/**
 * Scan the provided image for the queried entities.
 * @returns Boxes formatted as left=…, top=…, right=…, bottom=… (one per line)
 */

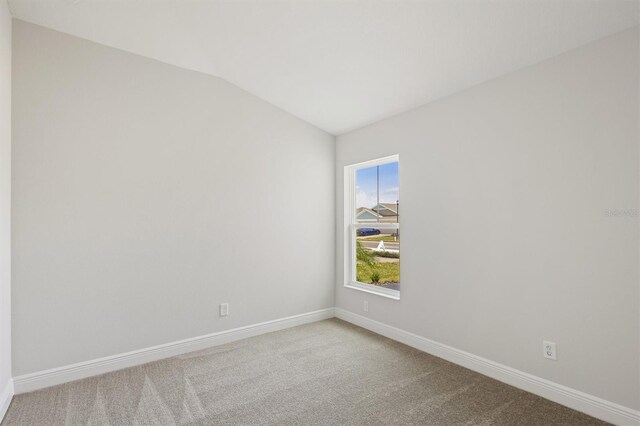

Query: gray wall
left=12, top=20, right=335, bottom=376
left=336, top=27, right=639, bottom=410
left=0, top=0, right=11, bottom=410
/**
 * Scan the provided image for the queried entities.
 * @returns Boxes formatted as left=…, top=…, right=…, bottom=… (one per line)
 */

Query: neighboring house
left=356, top=203, right=399, bottom=223
left=371, top=203, right=398, bottom=218
left=356, top=207, right=382, bottom=222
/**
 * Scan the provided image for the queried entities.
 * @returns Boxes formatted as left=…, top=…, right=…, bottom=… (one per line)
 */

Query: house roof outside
left=356, top=204, right=399, bottom=224
left=356, top=207, right=382, bottom=218
left=372, top=203, right=399, bottom=216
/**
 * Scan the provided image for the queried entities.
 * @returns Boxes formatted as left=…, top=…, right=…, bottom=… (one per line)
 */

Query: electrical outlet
left=220, top=303, right=229, bottom=317
left=543, top=341, right=557, bottom=360
left=363, top=300, right=369, bottom=312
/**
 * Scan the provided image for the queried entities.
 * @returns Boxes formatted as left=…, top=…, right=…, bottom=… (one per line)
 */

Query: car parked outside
left=357, top=228, right=381, bottom=236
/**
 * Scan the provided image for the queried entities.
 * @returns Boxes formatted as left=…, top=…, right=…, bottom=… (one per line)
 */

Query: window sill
left=345, top=281, right=400, bottom=300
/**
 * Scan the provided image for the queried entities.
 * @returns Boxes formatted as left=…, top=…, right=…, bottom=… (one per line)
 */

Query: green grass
left=357, top=235, right=399, bottom=242
left=356, top=261, right=400, bottom=284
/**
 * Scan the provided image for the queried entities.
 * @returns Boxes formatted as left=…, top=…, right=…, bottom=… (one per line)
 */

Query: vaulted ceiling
left=7, top=0, right=639, bottom=135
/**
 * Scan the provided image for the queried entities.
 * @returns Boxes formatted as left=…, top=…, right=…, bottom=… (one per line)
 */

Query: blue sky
left=355, top=162, right=399, bottom=209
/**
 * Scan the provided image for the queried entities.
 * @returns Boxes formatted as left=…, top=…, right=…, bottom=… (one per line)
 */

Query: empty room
left=0, top=0, right=638, bottom=424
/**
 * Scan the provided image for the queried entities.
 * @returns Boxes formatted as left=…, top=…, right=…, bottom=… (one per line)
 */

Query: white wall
left=336, top=27, right=639, bottom=410
left=0, top=0, right=11, bottom=419
left=12, top=20, right=335, bottom=376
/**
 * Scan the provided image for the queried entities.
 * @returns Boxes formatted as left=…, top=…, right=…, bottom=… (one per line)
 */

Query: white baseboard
left=335, top=308, right=639, bottom=426
left=0, top=378, right=14, bottom=422
left=13, top=308, right=335, bottom=395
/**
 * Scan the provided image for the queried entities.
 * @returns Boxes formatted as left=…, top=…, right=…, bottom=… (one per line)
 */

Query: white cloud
left=355, top=190, right=378, bottom=209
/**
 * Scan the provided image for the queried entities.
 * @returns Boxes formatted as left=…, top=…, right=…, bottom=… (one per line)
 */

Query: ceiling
left=7, top=0, right=640, bottom=135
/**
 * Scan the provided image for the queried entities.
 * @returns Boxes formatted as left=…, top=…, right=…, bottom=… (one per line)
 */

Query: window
left=345, top=155, right=400, bottom=299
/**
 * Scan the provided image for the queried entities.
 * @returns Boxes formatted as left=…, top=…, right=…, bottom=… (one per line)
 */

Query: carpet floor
left=3, top=319, right=606, bottom=425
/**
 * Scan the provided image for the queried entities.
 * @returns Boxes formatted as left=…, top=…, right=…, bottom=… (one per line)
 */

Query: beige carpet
left=3, top=319, right=606, bottom=425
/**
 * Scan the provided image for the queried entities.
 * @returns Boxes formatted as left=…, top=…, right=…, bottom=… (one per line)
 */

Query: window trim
left=344, top=154, right=400, bottom=300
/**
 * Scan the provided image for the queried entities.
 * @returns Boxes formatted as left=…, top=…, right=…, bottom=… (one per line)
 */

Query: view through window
left=349, top=157, right=399, bottom=296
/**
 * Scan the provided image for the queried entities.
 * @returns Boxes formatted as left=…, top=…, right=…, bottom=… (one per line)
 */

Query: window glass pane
left=354, top=226, right=400, bottom=291
left=355, top=162, right=399, bottom=224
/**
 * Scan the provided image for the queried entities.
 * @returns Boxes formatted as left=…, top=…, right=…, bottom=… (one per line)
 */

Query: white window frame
left=344, top=154, right=400, bottom=300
